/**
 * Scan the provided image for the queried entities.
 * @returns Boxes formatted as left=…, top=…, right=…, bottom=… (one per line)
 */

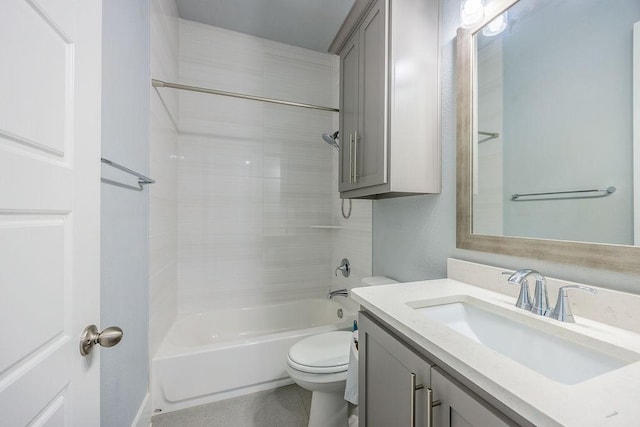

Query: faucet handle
left=502, top=272, right=532, bottom=310
left=549, top=285, right=597, bottom=323
left=503, top=269, right=535, bottom=283
left=335, top=258, right=350, bottom=277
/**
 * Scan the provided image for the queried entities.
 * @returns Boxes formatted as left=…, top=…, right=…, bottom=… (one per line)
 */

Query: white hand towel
left=344, top=330, right=359, bottom=405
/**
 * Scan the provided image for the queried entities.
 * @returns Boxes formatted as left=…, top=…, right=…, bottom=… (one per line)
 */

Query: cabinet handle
left=411, top=373, right=442, bottom=427
left=426, top=388, right=442, bottom=427
left=410, top=373, right=424, bottom=427
left=353, top=131, right=358, bottom=183
left=349, top=133, right=354, bottom=183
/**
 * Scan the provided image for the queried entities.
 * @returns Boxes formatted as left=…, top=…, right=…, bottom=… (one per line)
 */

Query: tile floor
left=151, top=385, right=312, bottom=427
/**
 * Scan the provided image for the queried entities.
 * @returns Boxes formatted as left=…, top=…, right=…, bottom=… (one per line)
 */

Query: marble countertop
left=352, top=279, right=640, bottom=426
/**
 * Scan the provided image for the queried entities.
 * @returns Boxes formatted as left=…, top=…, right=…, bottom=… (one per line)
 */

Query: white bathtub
left=152, top=298, right=356, bottom=413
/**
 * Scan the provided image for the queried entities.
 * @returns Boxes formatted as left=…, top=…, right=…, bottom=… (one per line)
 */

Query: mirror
left=456, top=0, right=640, bottom=273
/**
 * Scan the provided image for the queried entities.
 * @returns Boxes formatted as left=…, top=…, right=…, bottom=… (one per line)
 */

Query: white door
left=0, top=0, right=102, bottom=425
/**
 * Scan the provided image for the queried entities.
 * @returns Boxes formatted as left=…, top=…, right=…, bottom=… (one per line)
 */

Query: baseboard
left=132, top=392, right=152, bottom=427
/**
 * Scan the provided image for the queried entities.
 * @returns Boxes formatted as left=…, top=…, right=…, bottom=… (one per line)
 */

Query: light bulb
left=482, top=12, right=508, bottom=36
left=460, top=0, right=484, bottom=28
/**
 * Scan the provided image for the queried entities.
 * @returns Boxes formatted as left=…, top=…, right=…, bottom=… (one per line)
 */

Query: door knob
left=79, top=324, right=123, bottom=356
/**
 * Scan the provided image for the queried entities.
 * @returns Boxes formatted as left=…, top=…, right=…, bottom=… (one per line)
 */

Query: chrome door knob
left=79, top=324, right=123, bottom=356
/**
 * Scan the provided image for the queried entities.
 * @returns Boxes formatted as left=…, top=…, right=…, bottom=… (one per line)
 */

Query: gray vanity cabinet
left=359, top=312, right=517, bottom=427
left=431, top=367, right=514, bottom=427
left=331, top=0, right=441, bottom=199
left=359, top=313, right=433, bottom=426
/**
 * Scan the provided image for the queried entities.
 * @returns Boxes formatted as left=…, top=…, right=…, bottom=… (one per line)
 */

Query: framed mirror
left=456, top=0, right=640, bottom=273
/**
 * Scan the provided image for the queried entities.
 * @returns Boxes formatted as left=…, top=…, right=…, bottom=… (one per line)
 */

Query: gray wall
left=502, top=0, right=639, bottom=244
left=373, top=0, right=640, bottom=295
left=101, top=1, right=151, bottom=426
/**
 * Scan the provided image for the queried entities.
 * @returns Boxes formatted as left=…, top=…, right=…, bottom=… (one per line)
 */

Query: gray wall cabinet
left=359, top=312, right=518, bottom=426
left=331, top=0, right=441, bottom=199
left=338, top=0, right=387, bottom=194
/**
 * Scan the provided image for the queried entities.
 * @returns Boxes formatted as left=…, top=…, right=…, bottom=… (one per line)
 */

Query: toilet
left=286, top=276, right=398, bottom=427
left=287, top=331, right=353, bottom=427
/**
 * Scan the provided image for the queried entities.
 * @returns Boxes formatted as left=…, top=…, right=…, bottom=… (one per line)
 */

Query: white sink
left=414, top=300, right=636, bottom=385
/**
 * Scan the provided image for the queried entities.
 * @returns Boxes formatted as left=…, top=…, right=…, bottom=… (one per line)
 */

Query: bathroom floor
left=151, top=385, right=312, bottom=427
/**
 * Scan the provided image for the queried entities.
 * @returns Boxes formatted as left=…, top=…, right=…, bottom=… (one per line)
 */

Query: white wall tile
left=177, top=22, right=352, bottom=314
left=149, top=0, right=179, bottom=358
left=331, top=199, right=373, bottom=292
left=161, top=19, right=372, bottom=316
left=180, top=20, right=266, bottom=94
left=149, top=260, right=178, bottom=358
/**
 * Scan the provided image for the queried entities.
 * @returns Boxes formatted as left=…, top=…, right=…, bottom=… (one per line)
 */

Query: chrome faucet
left=501, top=271, right=532, bottom=311
left=504, top=270, right=597, bottom=322
left=328, top=288, right=349, bottom=299
left=504, top=269, right=549, bottom=316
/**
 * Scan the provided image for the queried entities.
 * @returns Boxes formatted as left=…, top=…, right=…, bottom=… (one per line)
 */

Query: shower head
left=322, top=131, right=340, bottom=150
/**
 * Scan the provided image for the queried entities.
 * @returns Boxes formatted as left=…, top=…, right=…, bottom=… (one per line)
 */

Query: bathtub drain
left=337, top=308, right=343, bottom=319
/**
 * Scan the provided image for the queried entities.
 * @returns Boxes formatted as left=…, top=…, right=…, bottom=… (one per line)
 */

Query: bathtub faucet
left=328, top=289, right=348, bottom=299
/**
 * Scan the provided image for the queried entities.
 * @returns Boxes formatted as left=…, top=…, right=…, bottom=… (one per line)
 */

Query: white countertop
left=352, top=279, right=640, bottom=426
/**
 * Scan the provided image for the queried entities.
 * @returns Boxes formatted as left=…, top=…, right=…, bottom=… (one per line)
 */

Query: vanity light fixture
left=482, top=11, right=509, bottom=36
left=460, top=0, right=484, bottom=28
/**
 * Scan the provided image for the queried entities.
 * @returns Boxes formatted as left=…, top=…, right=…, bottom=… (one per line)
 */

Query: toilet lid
left=287, top=331, right=352, bottom=374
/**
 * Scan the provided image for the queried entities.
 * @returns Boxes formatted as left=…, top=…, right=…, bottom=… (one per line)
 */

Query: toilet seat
left=287, top=331, right=352, bottom=374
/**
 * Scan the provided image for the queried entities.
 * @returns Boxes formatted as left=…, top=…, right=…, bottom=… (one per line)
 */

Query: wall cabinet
left=330, top=0, right=441, bottom=199
left=359, top=312, right=517, bottom=426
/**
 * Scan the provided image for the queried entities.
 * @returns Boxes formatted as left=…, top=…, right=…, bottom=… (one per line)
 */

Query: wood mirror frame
left=455, top=0, right=640, bottom=274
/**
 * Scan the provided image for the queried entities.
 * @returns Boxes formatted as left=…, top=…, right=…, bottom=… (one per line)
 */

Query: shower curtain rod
left=152, top=79, right=339, bottom=113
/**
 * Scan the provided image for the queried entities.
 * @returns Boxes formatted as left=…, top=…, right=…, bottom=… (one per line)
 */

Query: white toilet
left=286, top=277, right=398, bottom=427
left=287, top=331, right=352, bottom=427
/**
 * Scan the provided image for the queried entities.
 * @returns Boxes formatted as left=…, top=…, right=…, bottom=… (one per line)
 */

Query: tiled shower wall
left=177, top=20, right=371, bottom=313
left=149, top=0, right=179, bottom=357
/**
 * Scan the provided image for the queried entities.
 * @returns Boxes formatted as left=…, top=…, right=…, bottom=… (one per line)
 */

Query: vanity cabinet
left=359, top=312, right=517, bottom=427
left=359, top=312, right=433, bottom=426
left=431, top=367, right=514, bottom=427
left=330, top=0, right=440, bottom=199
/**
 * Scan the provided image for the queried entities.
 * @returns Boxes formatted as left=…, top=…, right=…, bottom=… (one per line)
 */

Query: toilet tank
left=360, top=276, right=398, bottom=286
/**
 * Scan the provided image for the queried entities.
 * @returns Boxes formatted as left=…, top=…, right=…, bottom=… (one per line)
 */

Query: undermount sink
left=412, top=299, right=637, bottom=385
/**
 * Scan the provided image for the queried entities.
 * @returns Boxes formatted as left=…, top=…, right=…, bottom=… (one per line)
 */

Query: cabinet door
left=339, top=30, right=359, bottom=191
left=431, top=367, right=515, bottom=427
left=359, top=313, right=432, bottom=427
left=357, top=0, right=387, bottom=189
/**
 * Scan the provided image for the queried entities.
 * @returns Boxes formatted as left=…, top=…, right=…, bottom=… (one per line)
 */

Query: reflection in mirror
left=472, top=0, right=640, bottom=245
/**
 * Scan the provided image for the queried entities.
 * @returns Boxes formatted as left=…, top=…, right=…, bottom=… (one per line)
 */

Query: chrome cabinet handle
left=79, top=324, right=123, bottom=356
left=426, top=388, right=442, bottom=427
left=349, top=132, right=354, bottom=183
left=410, top=373, right=441, bottom=427
left=353, top=131, right=358, bottom=183
left=410, top=373, right=424, bottom=427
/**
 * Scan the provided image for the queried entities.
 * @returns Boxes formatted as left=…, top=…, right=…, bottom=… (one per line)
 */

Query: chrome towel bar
left=101, top=157, right=155, bottom=191
left=511, top=186, right=616, bottom=201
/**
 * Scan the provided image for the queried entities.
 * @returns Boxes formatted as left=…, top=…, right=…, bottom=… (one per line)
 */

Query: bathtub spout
left=328, top=289, right=349, bottom=299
